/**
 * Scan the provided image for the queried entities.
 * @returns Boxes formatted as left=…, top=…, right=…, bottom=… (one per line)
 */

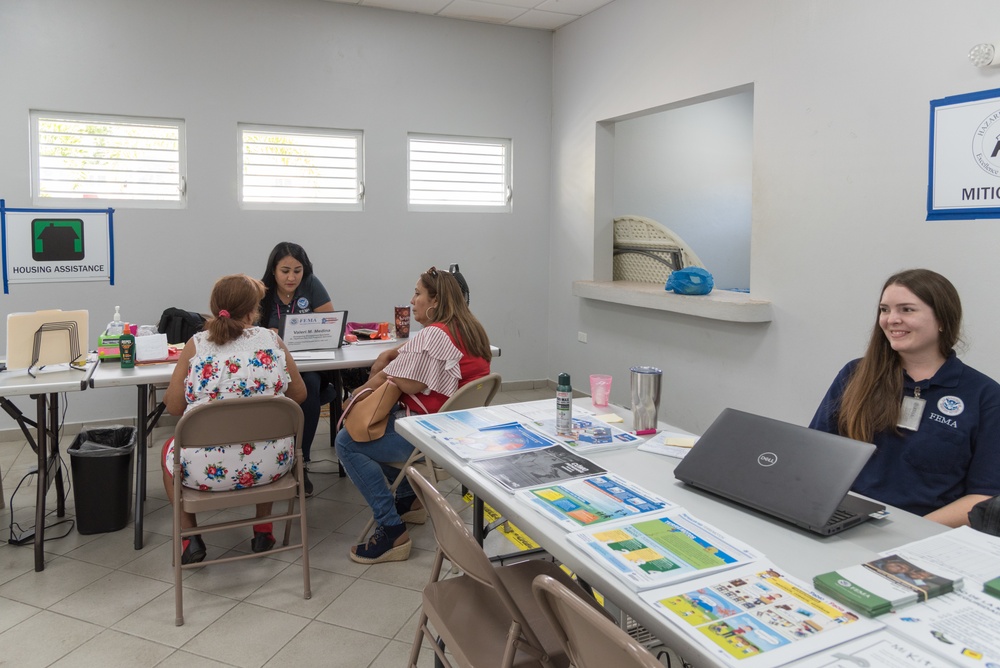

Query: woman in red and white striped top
left=335, top=267, right=491, bottom=564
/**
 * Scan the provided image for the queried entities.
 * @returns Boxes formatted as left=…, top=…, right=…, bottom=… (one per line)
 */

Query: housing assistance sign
left=1, top=200, right=114, bottom=293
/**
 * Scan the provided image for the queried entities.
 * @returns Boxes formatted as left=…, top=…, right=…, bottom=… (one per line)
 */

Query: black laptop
left=673, top=408, right=886, bottom=536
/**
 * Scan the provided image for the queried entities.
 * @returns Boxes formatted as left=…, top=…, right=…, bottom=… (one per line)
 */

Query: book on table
left=813, top=554, right=962, bottom=617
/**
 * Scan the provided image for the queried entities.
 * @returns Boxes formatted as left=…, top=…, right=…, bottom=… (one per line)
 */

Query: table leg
left=34, top=395, right=48, bottom=572
left=134, top=384, right=148, bottom=550
left=473, top=495, right=485, bottom=545
left=50, top=393, right=65, bottom=519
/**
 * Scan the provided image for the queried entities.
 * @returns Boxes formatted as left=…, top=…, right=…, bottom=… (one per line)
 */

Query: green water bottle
left=119, top=324, right=136, bottom=368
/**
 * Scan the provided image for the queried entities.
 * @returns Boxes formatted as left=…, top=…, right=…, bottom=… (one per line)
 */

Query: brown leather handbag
left=338, top=379, right=402, bottom=442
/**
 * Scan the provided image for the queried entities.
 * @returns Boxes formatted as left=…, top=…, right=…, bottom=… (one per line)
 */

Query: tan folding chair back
left=438, top=372, right=501, bottom=412
left=532, top=574, right=664, bottom=668
left=407, top=465, right=605, bottom=668
left=355, top=373, right=502, bottom=543
left=172, top=395, right=310, bottom=626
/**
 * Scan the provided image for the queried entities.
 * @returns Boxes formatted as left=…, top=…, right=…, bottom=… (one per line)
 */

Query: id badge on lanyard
left=898, top=386, right=926, bottom=431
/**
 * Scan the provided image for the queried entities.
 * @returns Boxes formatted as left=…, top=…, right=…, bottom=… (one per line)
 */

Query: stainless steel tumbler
left=630, top=366, right=662, bottom=431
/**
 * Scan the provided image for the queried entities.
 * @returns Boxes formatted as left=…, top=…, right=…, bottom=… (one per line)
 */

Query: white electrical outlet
left=578, top=331, right=588, bottom=343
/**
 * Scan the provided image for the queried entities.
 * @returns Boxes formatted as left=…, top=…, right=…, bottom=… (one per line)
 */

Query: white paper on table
left=640, top=562, right=883, bottom=668
left=788, top=628, right=950, bottom=668
left=289, top=350, right=341, bottom=360
left=882, top=588, right=1000, bottom=666
left=879, top=525, right=1000, bottom=588
left=638, top=430, right=699, bottom=458
left=504, top=398, right=596, bottom=422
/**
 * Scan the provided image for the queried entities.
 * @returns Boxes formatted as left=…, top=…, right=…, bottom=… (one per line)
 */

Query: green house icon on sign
left=32, top=218, right=85, bottom=261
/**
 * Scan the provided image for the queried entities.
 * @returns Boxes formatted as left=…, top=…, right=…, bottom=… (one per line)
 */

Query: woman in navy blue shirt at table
left=259, top=242, right=333, bottom=496
left=810, top=268, right=1000, bottom=527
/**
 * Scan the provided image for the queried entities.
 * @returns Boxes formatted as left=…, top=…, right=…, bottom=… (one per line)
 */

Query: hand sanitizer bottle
left=106, top=306, right=124, bottom=336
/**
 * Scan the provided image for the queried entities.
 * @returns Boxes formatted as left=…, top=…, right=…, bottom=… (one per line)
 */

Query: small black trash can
left=69, top=426, right=136, bottom=535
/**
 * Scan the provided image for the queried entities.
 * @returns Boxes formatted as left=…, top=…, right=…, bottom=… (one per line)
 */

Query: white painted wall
left=613, top=90, right=753, bottom=290
left=550, top=0, right=1000, bottom=433
left=0, top=0, right=553, bottom=425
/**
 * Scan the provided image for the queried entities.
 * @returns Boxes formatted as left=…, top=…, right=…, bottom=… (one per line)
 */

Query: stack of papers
left=813, top=554, right=962, bottom=617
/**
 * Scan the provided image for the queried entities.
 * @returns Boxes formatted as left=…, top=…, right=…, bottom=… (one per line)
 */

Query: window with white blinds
left=408, top=134, right=512, bottom=212
left=239, top=125, right=363, bottom=210
left=31, top=111, right=186, bottom=207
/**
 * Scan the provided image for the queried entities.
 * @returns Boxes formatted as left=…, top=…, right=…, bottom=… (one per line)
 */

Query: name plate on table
left=280, top=311, right=347, bottom=352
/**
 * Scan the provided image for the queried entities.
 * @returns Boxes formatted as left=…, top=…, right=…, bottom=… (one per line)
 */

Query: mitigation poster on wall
left=0, top=200, right=115, bottom=293
left=928, top=87, right=1000, bottom=220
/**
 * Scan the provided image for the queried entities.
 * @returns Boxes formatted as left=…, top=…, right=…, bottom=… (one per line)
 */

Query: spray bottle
left=556, top=372, right=573, bottom=436
left=119, top=324, right=137, bottom=368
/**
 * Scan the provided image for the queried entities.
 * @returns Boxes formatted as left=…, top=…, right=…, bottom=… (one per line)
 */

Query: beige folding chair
left=532, top=574, right=665, bottom=668
left=356, top=373, right=501, bottom=542
left=406, top=465, right=606, bottom=668
left=172, top=395, right=310, bottom=626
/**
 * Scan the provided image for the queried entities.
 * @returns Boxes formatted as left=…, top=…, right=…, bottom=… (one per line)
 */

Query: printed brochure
left=516, top=474, right=676, bottom=530
left=641, top=562, right=882, bottom=667
left=566, top=509, right=762, bottom=591
left=469, top=445, right=606, bottom=492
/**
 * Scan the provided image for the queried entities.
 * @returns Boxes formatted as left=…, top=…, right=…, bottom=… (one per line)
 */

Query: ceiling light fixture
left=970, top=42, right=1000, bottom=67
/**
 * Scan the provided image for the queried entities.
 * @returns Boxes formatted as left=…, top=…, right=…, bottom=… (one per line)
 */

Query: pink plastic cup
left=590, top=374, right=612, bottom=407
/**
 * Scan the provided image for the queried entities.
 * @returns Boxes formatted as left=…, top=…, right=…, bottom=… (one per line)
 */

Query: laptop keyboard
left=825, top=507, right=856, bottom=526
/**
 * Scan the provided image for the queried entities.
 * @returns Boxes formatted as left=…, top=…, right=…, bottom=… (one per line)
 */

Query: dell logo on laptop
left=757, top=452, right=778, bottom=467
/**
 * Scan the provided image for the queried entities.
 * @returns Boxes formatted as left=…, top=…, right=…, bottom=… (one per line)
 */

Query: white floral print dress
left=164, top=327, right=295, bottom=491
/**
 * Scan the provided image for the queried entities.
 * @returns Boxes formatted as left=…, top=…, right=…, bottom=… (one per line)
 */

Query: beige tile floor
left=0, top=387, right=558, bottom=668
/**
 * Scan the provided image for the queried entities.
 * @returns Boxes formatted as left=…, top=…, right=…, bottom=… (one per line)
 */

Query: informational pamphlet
left=813, top=554, right=962, bottom=617
left=877, top=525, right=1000, bottom=587
left=516, top=474, right=676, bottom=530
left=881, top=588, right=1000, bottom=666
left=469, top=445, right=606, bottom=492
left=436, top=422, right=561, bottom=460
left=788, top=629, right=949, bottom=668
left=566, top=509, right=762, bottom=591
left=641, top=562, right=882, bottom=667
left=528, top=415, right=641, bottom=452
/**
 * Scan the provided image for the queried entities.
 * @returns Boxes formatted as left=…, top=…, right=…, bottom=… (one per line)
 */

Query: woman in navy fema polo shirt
left=259, top=241, right=333, bottom=495
left=810, top=268, right=1000, bottom=527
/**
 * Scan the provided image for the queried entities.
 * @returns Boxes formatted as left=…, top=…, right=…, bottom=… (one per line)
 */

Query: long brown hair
left=419, top=267, right=492, bottom=362
left=206, top=274, right=266, bottom=345
left=838, top=269, right=962, bottom=442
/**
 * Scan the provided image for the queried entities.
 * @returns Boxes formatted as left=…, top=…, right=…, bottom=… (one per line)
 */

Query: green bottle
left=119, top=324, right=136, bottom=368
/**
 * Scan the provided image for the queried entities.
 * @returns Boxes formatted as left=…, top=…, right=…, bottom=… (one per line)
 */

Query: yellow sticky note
left=664, top=437, right=697, bottom=448
left=597, top=413, right=623, bottom=423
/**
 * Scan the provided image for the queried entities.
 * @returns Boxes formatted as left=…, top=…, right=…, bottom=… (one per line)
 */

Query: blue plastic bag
left=665, top=267, right=714, bottom=295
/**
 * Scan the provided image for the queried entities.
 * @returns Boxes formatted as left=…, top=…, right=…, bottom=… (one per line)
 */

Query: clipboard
left=5, top=309, right=89, bottom=370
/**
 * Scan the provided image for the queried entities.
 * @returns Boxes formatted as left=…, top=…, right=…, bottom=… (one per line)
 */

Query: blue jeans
left=300, top=371, right=322, bottom=461
left=335, top=413, right=414, bottom=528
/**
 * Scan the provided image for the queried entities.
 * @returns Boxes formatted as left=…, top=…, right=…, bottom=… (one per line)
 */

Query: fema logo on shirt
left=296, top=297, right=310, bottom=311
left=937, top=396, right=965, bottom=416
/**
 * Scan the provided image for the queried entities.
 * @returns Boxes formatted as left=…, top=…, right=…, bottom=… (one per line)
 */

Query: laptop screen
left=278, top=310, right=348, bottom=352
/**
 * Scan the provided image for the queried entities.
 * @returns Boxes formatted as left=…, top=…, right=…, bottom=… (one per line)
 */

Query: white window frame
left=30, top=110, right=186, bottom=209
left=408, top=133, right=512, bottom=213
left=238, top=124, right=364, bottom=211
